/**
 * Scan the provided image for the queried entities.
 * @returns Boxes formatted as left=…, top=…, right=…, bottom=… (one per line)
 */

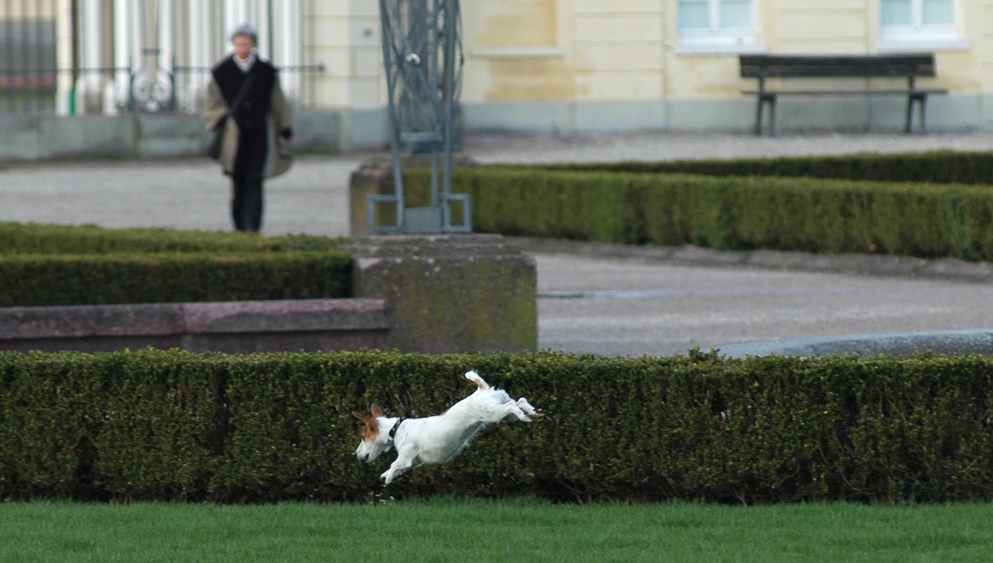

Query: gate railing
left=1, top=0, right=322, bottom=116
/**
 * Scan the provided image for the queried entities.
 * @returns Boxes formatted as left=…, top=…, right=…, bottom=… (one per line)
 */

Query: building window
left=880, top=0, right=964, bottom=50
left=677, top=0, right=760, bottom=53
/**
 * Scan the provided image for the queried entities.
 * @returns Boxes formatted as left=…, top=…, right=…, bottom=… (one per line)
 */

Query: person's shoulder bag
left=208, top=74, right=255, bottom=160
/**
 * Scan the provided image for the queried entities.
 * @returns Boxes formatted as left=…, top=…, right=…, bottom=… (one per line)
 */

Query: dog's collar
left=388, top=418, right=407, bottom=442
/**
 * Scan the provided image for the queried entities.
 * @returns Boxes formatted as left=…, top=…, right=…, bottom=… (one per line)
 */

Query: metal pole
left=69, top=0, right=78, bottom=115
left=5, top=0, right=14, bottom=113
left=379, top=0, right=404, bottom=231
left=441, top=0, right=456, bottom=204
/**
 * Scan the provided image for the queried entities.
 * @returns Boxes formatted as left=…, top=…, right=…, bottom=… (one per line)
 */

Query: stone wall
left=0, top=299, right=390, bottom=354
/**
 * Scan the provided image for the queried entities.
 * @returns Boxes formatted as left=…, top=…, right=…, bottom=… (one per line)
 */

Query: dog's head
left=352, top=404, right=390, bottom=463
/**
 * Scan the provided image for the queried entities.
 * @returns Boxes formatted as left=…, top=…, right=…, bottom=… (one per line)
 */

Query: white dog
left=353, top=371, right=539, bottom=485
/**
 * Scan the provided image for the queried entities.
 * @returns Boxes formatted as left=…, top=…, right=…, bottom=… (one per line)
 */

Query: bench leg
left=919, top=94, right=928, bottom=134
left=755, top=94, right=777, bottom=136
left=768, top=96, right=777, bottom=136
left=906, top=93, right=928, bottom=134
left=754, top=97, right=764, bottom=135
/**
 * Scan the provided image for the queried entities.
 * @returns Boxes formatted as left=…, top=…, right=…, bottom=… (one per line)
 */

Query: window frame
left=878, top=0, right=967, bottom=52
left=676, top=0, right=763, bottom=55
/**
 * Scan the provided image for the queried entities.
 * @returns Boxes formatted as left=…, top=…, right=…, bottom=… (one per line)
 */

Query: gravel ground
left=3, top=131, right=993, bottom=356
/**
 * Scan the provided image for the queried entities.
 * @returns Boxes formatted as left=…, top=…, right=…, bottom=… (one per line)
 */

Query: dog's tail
left=465, top=370, right=490, bottom=390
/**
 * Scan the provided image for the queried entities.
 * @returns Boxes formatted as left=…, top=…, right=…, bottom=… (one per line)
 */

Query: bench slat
left=742, top=89, right=948, bottom=96
left=740, top=53, right=936, bottom=78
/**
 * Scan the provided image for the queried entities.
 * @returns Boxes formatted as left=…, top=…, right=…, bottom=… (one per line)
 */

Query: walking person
left=204, top=24, right=293, bottom=233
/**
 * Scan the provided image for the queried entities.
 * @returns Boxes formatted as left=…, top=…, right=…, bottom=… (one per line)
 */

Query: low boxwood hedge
left=0, top=222, right=342, bottom=255
left=0, top=251, right=352, bottom=307
left=405, top=167, right=993, bottom=261
left=2, top=349, right=991, bottom=504
left=0, top=224, right=352, bottom=307
left=544, top=150, right=993, bottom=185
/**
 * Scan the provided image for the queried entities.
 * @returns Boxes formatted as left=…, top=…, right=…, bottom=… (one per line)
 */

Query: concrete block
left=293, top=110, right=340, bottom=153
left=137, top=114, right=206, bottom=158
left=341, top=107, right=390, bottom=150
left=41, top=115, right=137, bottom=159
left=0, top=298, right=390, bottom=354
left=0, top=116, right=42, bottom=161
left=573, top=100, right=666, bottom=131
left=345, top=234, right=537, bottom=353
left=462, top=101, right=577, bottom=135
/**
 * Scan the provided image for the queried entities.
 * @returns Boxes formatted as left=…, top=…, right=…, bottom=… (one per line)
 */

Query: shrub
left=406, top=167, right=993, bottom=260
left=543, top=150, right=993, bottom=185
left=0, top=224, right=352, bottom=307
left=0, top=251, right=352, bottom=307
left=2, top=349, right=992, bottom=504
left=0, top=222, right=343, bottom=255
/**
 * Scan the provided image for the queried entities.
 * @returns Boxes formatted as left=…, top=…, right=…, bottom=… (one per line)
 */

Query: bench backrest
left=739, top=54, right=937, bottom=79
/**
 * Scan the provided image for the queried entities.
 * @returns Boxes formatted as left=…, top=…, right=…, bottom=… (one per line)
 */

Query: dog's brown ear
left=371, top=403, right=384, bottom=418
left=352, top=411, right=370, bottom=422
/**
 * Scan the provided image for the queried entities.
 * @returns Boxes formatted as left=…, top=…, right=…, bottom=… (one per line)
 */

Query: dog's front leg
left=516, top=397, right=539, bottom=417
left=496, top=401, right=532, bottom=422
left=381, top=448, right=418, bottom=485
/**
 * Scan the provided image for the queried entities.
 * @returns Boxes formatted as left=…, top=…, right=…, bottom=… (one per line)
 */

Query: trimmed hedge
left=406, top=167, right=993, bottom=261
left=2, top=349, right=992, bottom=504
left=0, top=224, right=352, bottom=307
left=543, top=150, right=993, bottom=185
left=0, top=251, right=352, bottom=307
left=0, top=222, right=343, bottom=255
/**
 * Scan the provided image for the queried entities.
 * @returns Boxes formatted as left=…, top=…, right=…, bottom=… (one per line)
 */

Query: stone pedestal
left=344, top=235, right=537, bottom=354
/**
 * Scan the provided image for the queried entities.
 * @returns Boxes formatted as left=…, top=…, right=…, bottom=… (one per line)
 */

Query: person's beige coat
left=203, top=77, right=293, bottom=178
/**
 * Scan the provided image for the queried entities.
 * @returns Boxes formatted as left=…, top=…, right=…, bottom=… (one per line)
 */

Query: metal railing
left=1, top=3, right=58, bottom=115
left=1, top=1, right=323, bottom=116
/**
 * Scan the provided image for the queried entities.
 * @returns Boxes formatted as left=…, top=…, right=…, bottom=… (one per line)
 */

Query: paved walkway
left=3, top=131, right=993, bottom=356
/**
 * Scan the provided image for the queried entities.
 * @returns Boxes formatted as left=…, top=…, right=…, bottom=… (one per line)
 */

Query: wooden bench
left=739, top=53, right=948, bottom=136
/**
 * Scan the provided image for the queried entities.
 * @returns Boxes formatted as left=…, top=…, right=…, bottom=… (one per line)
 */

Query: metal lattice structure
left=369, top=0, right=471, bottom=233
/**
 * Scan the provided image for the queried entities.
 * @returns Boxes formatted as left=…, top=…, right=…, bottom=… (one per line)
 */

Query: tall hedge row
left=405, top=167, right=993, bottom=261
left=2, top=349, right=992, bottom=504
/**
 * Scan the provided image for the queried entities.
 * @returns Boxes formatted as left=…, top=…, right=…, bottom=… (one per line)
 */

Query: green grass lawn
left=2, top=498, right=992, bottom=562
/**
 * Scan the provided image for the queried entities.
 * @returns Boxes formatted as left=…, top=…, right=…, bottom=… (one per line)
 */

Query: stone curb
left=0, top=299, right=391, bottom=354
left=703, top=329, right=993, bottom=359
left=509, top=237, right=993, bottom=283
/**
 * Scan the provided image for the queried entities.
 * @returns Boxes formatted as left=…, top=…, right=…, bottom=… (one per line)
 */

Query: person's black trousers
left=231, top=174, right=264, bottom=232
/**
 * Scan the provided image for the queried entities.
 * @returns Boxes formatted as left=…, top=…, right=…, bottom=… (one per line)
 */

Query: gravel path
left=4, top=131, right=993, bottom=356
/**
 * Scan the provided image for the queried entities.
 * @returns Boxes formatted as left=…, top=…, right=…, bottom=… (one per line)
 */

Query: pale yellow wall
left=306, top=0, right=992, bottom=110
left=936, top=1, right=984, bottom=93
left=572, top=1, right=664, bottom=102
left=462, top=0, right=573, bottom=102
left=775, top=1, right=869, bottom=53
left=304, top=0, right=381, bottom=109
left=0, top=3, right=57, bottom=17
left=983, top=1, right=993, bottom=94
